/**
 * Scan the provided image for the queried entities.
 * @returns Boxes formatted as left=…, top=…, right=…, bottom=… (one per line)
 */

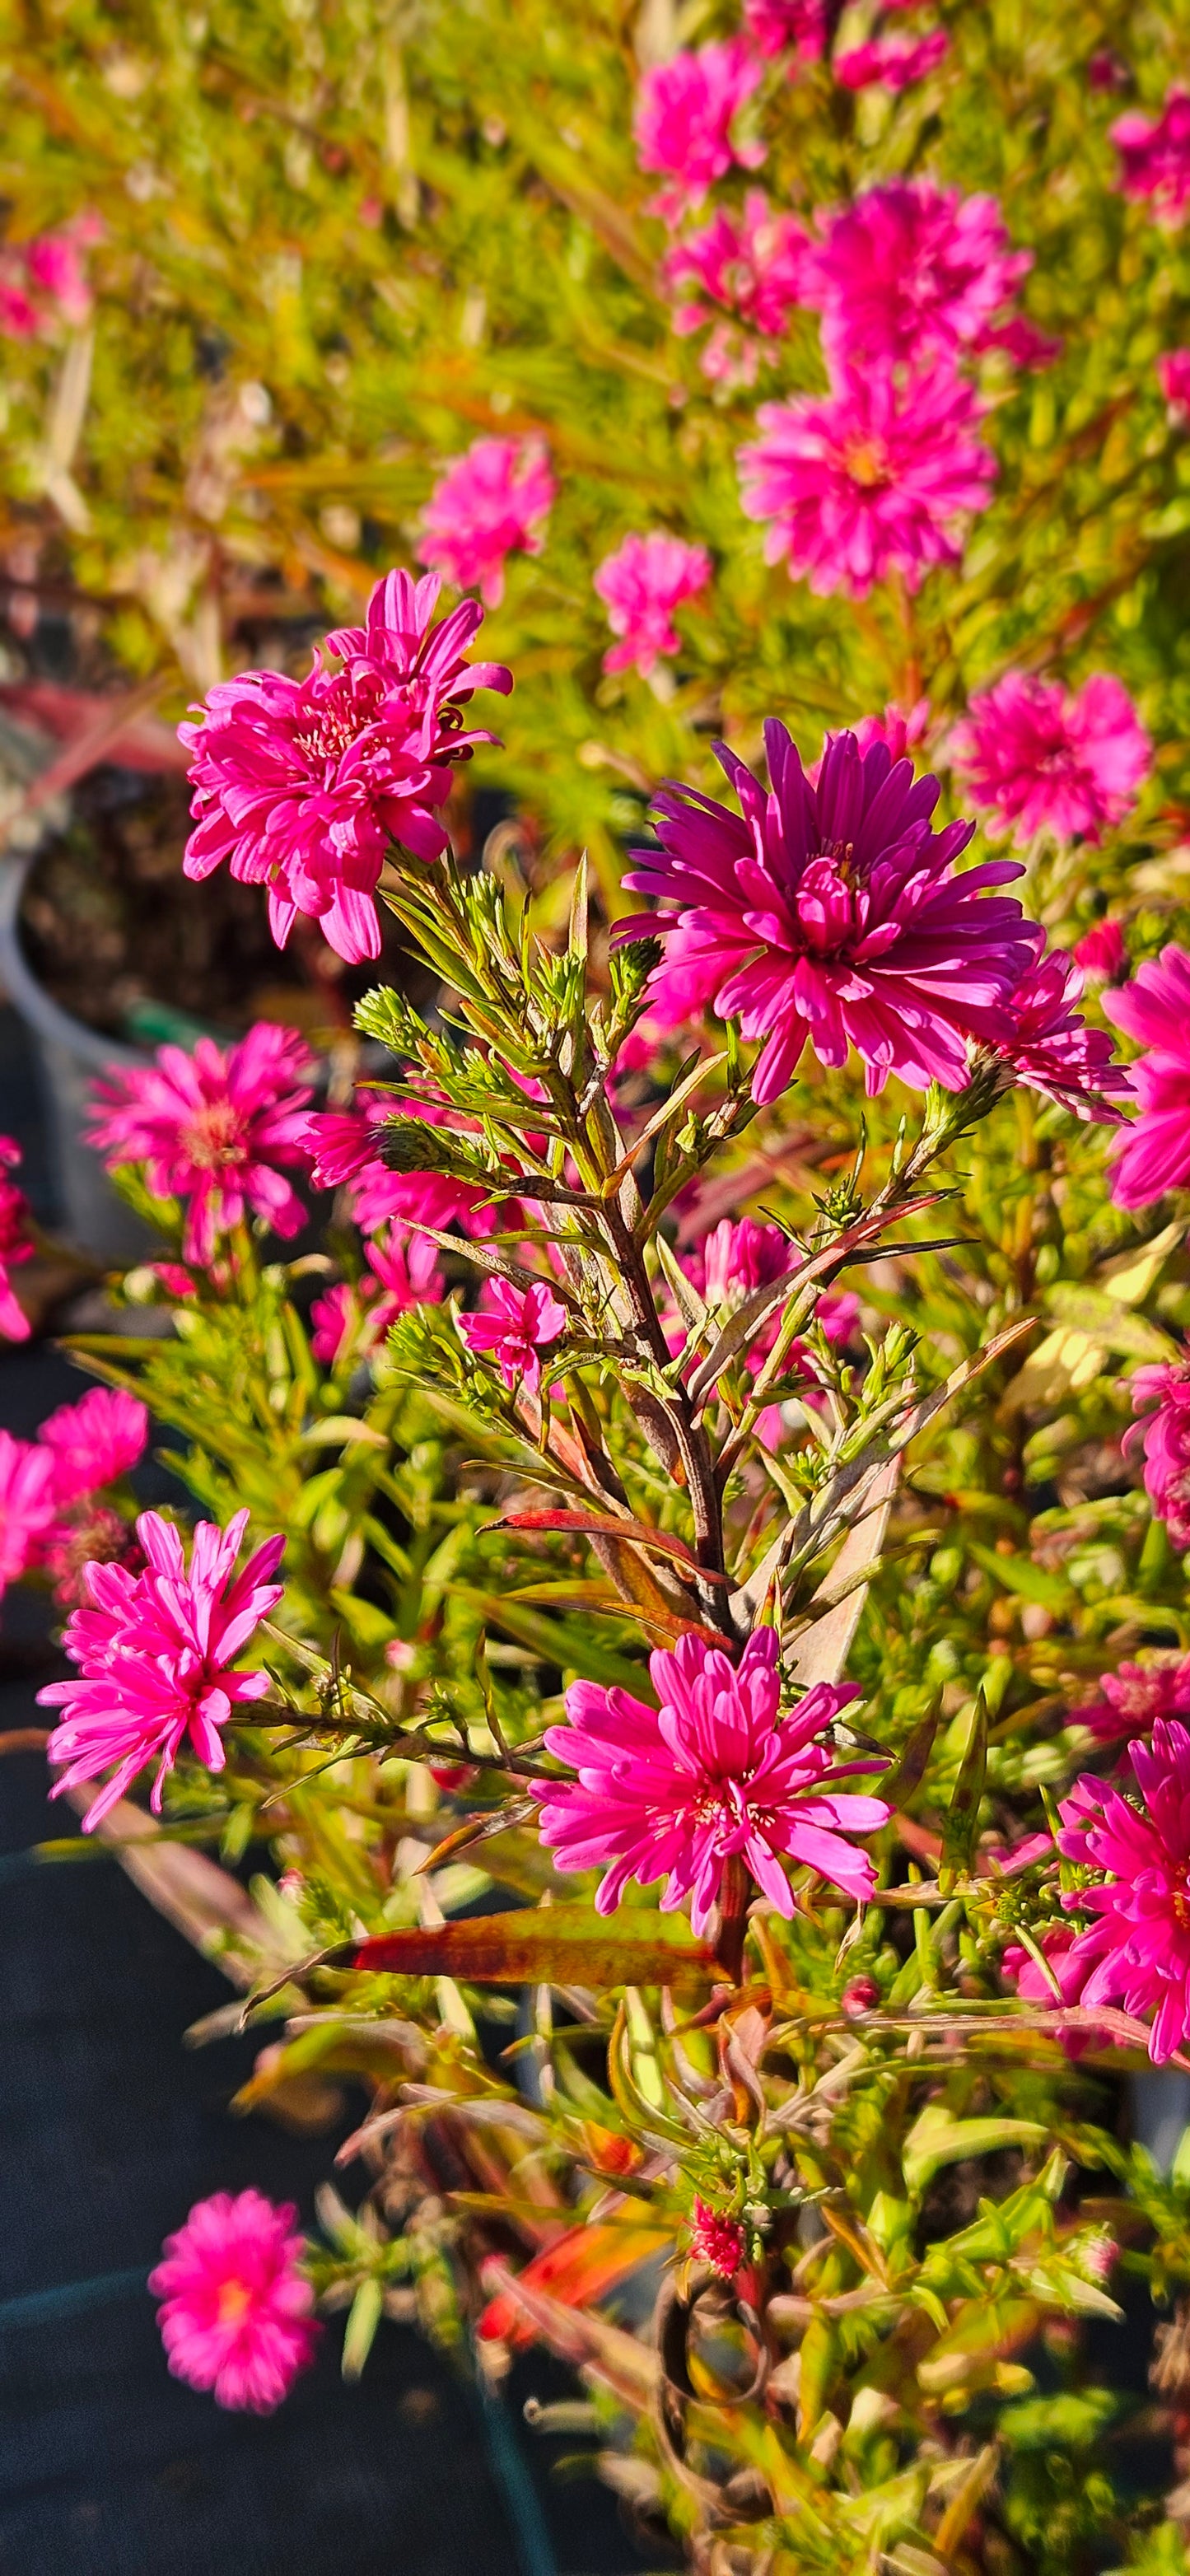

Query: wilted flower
left=39, top=1387, right=149, bottom=1509
left=180, top=569, right=511, bottom=964
left=594, top=532, right=712, bottom=677
left=150, top=2190, right=318, bottom=2412
left=537, top=1626, right=889, bottom=1933
left=1075, top=1654, right=1190, bottom=1744
left=1057, top=1722, right=1190, bottom=2063
left=458, top=1274, right=567, bottom=1398
left=662, top=193, right=810, bottom=346
left=1111, top=88, right=1190, bottom=226
left=40, top=1507, right=285, bottom=1828
left=418, top=436, right=555, bottom=608
left=633, top=40, right=764, bottom=224
left=1126, top=1361, right=1190, bottom=1552
left=88, top=1024, right=315, bottom=1268
left=800, top=180, right=1031, bottom=370
left=739, top=364, right=996, bottom=600
left=994, top=947, right=1127, bottom=1121
left=0, top=1134, right=34, bottom=1342
left=689, top=2200, right=745, bottom=2278
left=310, top=1223, right=444, bottom=1365
left=952, top=671, right=1151, bottom=846
left=1104, top=945, right=1190, bottom=1209
left=743, top=0, right=828, bottom=59
left=1159, top=349, right=1190, bottom=420
left=1073, top=918, right=1127, bottom=982
left=833, top=29, right=950, bottom=91
left=620, top=720, right=1034, bottom=1103
left=0, top=1430, right=56, bottom=1598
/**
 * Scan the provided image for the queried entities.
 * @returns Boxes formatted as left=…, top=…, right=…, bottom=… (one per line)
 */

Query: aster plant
left=7, top=3, right=1190, bottom=2571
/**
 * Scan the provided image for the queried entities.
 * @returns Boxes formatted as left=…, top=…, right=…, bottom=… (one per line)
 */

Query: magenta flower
left=0, top=216, right=99, bottom=339
left=633, top=40, right=764, bottom=224
left=662, top=193, right=810, bottom=348
left=536, top=1626, right=889, bottom=1933
left=1073, top=917, right=1127, bottom=982
left=833, top=29, right=950, bottom=91
left=0, top=1133, right=34, bottom=1342
left=743, top=0, right=828, bottom=60
left=952, top=671, right=1151, bottom=847
left=150, top=2190, right=318, bottom=2413
left=1112, top=89, right=1190, bottom=227
left=993, top=947, right=1128, bottom=1122
left=418, top=437, right=555, bottom=609
left=800, top=181, right=1031, bottom=371
left=739, top=364, right=996, bottom=600
left=619, top=720, right=1035, bottom=1103
left=458, top=1274, right=567, bottom=1399
left=850, top=699, right=931, bottom=766
left=1127, top=1363, right=1190, bottom=1552
left=0, top=1431, right=56, bottom=1598
left=688, top=2201, right=745, bottom=2279
left=39, top=1387, right=149, bottom=1509
left=1159, top=350, right=1190, bottom=421
left=39, top=1507, right=285, bottom=1829
left=593, top=533, right=712, bottom=678
left=88, top=1024, right=315, bottom=1267
left=310, top=1223, right=443, bottom=1366
left=1104, top=946, right=1190, bottom=1209
left=1057, top=1721, right=1190, bottom=2063
left=180, top=569, right=511, bottom=964
left=1076, top=1654, right=1190, bottom=1746
left=296, top=1099, right=497, bottom=1238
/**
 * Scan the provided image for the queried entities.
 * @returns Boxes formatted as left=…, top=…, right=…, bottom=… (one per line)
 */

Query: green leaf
left=903, top=2105, right=1048, bottom=2196
left=341, top=2276, right=385, bottom=2382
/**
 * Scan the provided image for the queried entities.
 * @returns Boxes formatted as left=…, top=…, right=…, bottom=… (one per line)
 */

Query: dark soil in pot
left=19, top=763, right=430, bottom=1048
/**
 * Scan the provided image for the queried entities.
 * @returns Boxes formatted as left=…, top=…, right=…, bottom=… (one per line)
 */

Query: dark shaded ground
left=0, top=1002, right=646, bottom=2576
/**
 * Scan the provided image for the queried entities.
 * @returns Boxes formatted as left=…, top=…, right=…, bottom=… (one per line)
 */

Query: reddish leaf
left=492, top=1508, right=730, bottom=1583
left=332, top=1904, right=716, bottom=1990
left=478, top=2220, right=671, bottom=2347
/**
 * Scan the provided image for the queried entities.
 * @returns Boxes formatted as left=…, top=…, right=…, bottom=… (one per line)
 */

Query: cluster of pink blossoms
left=593, top=531, right=712, bottom=678
left=151, top=2190, right=318, bottom=2412
left=310, top=1223, right=444, bottom=1368
left=90, top=1022, right=315, bottom=1267
left=0, top=1388, right=147, bottom=1608
left=0, top=214, right=100, bottom=340
left=952, top=672, right=1151, bottom=849
left=1074, top=1655, right=1190, bottom=1747
left=537, top=1626, right=890, bottom=1933
left=180, top=569, right=511, bottom=965
left=418, top=437, right=555, bottom=608
left=0, top=1133, right=35, bottom=1342
left=620, top=720, right=1122, bottom=1117
left=39, top=1506, right=284, bottom=1828
left=1112, top=86, right=1190, bottom=227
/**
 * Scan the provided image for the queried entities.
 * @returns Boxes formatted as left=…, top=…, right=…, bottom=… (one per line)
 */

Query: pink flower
left=39, top=1507, right=285, bottom=1828
left=296, top=1099, right=497, bottom=1237
left=1073, top=917, right=1127, bottom=982
left=619, top=720, right=1034, bottom=1104
left=662, top=193, right=810, bottom=348
left=310, top=1223, right=443, bottom=1365
left=840, top=1973, right=880, bottom=2017
left=689, top=2200, right=745, bottom=2278
left=633, top=40, right=764, bottom=224
left=1112, top=89, right=1190, bottom=227
left=88, top=1024, right=315, bottom=1267
left=833, top=29, right=950, bottom=91
left=851, top=699, right=931, bottom=764
left=800, top=182, right=1031, bottom=371
left=1104, top=946, right=1190, bottom=1208
left=536, top=1626, right=889, bottom=1933
left=593, top=533, right=712, bottom=678
left=180, top=569, right=511, bottom=965
left=150, top=2189, right=318, bottom=2412
left=739, top=363, right=996, bottom=600
left=1088, top=49, right=1130, bottom=95
left=39, top=1388, right=149, bottom=1508
left=1076, top=1654, right=1190, bottom=1745
left=0, top=1431, right=57, bottom=1597
left=418, top=437, right=555, bottom=609
left=458, top=1274, right=567, bottom=1399
left=1126, top=1362, right=1190, bottom=1551
left=0, top=1134, right=34, bottom=1342
left=952, top=672, right=1151, bottom=846
left=978, top=313, right=1063, bottom=370
left=993, top=947, right=1128, bottom=1122
left=1159, top=350, right=1190, bottom=420
left=1056, top=1721, right=1190, bottom=2063
left=0, top=217, right=99, bottom=339
left=743, top=0, right=828, bottom=61
left=818, top=1289, right=861, bottom=1343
